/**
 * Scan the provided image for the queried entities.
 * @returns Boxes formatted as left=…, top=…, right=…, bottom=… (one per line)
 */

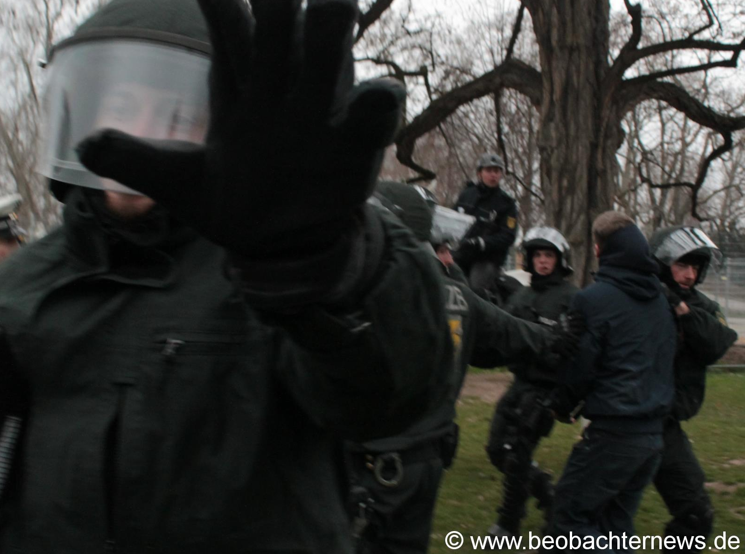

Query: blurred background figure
left=0, top=194, right=26, bottom=262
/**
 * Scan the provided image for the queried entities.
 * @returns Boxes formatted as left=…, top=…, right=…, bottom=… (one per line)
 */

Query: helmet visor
left=38, top=39, right=210, bottom=195
left=522, top=227, right=569, bottom=255
left=654, top=227, right=721, bottom=269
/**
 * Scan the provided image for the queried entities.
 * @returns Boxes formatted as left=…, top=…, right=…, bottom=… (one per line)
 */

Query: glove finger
left=341, top=79, right=405, bottom=148
left=198, top=0, right=254, bottom=90
left=295, top=0, right=357, bottom=117
left=76, top=129, right=207, bottom=220
left=250, top=0, right=301, bottom=100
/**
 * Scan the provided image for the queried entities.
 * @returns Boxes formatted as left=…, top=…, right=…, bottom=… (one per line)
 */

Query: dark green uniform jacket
left=0, top=189, right=453, bottom=554
left=504, top=275, right=578, bottom=387
left=673, top=289, right=738, bottom=421
left=357, top=260, right=559, bottom=453
left=454, top=183, right=517, bottom=269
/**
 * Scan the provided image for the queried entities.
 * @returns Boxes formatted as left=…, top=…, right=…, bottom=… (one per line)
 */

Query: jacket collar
left=62, top=188, right=195, bottom=288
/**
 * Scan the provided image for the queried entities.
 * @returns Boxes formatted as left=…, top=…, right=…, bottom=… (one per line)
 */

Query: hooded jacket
left=0, top=188, right=453, bottom=554
left=554, top=225, right=676, bottom=433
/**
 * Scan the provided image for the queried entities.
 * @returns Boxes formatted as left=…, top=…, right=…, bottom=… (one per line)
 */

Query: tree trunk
left=526, top=0, right=619, bottom=284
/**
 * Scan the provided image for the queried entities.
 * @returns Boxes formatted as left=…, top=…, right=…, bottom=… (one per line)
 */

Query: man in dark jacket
left=649, top=227, right=738, bottom=553
left=486, top=226, right=579, bottom=540
left=546, top=211, right=676, bottom=552
left=453, top=153, right=518, bottom=301
left=0, top=2, right=454, bottom=553
left=347, top=183, right=582, bottom=554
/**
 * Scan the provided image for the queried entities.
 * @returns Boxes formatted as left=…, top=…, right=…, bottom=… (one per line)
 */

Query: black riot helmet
left=649, top=226, right=721, bottom=287
left=372, top=182, right=434, bottom=243
left=521, top=226, right=573, bottom=276
left=37, top=0, right=211, bottom=201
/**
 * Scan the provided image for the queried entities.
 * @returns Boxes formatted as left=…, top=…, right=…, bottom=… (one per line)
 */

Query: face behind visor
left=650, top=226, right=721, bottom=286
left=37, top=33, right=211, bottom=196
left=521, top=226, right=572, bottom=276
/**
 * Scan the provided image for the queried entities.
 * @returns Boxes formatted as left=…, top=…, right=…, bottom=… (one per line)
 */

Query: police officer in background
left=0, top=194, right=26, bottom=262
left=650, top=227, right=738, bottom=553
left=485, top=227, right=579, bottom=540
left=454, top=153, right=518, bottom=302
left=347, top=184, right=583, bottom=554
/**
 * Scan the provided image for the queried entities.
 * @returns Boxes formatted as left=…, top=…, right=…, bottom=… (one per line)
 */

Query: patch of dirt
left=459, top=372, right=513, bottom=404
left=705, top=482, right=745, bottom=494
left=719, top=343, right=745, bottom=365
left=730, top=506, right=745, bottom=521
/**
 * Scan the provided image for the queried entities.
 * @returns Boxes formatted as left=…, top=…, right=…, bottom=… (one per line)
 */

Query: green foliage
left=429, top=374, right=745, bottom=554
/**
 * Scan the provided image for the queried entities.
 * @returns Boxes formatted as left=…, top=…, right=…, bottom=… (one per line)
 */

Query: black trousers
left=347, top=450, right=445, bottom=554
left=486, top=381, right=555, bottom=534
left=546, top=426, right=663, bottom=554
left=653, top=419, right=713, bottom=553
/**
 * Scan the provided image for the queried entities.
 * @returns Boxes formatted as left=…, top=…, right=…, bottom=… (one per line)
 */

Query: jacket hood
left=63, top=187, right=195, bottom=281
left=596, top=224, right=661, bottom=301
left=599, top=224, right=658, bottom=274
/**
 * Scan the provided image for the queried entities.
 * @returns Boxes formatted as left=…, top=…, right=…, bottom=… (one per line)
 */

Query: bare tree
left=0, top=0, right=102, bottom=236
left=358, top=0, right=745, bottom=282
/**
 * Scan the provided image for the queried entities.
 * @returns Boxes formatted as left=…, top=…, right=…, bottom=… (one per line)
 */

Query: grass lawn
left=429, top=373, right=745, bottom=553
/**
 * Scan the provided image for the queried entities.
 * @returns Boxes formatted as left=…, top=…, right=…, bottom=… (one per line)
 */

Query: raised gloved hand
left=550, top=310, right=586, bottom=358
left=76, top=0, right=405, bottom=258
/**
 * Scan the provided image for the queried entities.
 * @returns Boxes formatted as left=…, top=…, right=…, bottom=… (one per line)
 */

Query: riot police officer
left=485, top=226, right=578, bottom=540
left=650, top=227, right=738, bottom=553
left=453, top=153, right=518, bottom=303
left=0, top=1, right=456, bottom=552
left=347, top=186, right=583, bottom=554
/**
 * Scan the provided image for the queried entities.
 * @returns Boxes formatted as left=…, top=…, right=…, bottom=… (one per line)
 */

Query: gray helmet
left=649, top=226, right=720, bottom=286
left=521, top=226, right=572, bottom=275
left=373, top=181, right=434, bottom=243
left=39, top=0, right=211, bottom=201
left=476, top=153, right=505, bottom=171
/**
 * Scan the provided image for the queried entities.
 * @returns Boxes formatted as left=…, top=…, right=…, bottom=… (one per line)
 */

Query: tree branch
left=623, top=42, right=744, bottom=87
left=504, top=4, right=526, bottom=62
left=608, top=0, right=742, bottom=82
left=395, top=60, right=541, bottom=180
left=356, top=0, right=396, bottom=43
left=638, top=132, right=734, bottom=221
left=619, top=80, right=745, bottom=134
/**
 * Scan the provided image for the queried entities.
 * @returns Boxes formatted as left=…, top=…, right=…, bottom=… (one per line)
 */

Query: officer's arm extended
left=549, top=294, right=600, bottom=420
left=465, top=286, right=576, bottom=370
left=76, top=0, right=453, bottom=442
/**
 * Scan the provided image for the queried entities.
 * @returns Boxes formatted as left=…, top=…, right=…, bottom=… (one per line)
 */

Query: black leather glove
left=456, top=238, right=484, bottom=263
left=77, top=0, right=405, bottom=260
left=550, top=310, right=585, bottom=358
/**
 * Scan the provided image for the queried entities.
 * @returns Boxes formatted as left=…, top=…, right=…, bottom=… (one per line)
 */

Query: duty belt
left=356, top=440, right=442, bottom=488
